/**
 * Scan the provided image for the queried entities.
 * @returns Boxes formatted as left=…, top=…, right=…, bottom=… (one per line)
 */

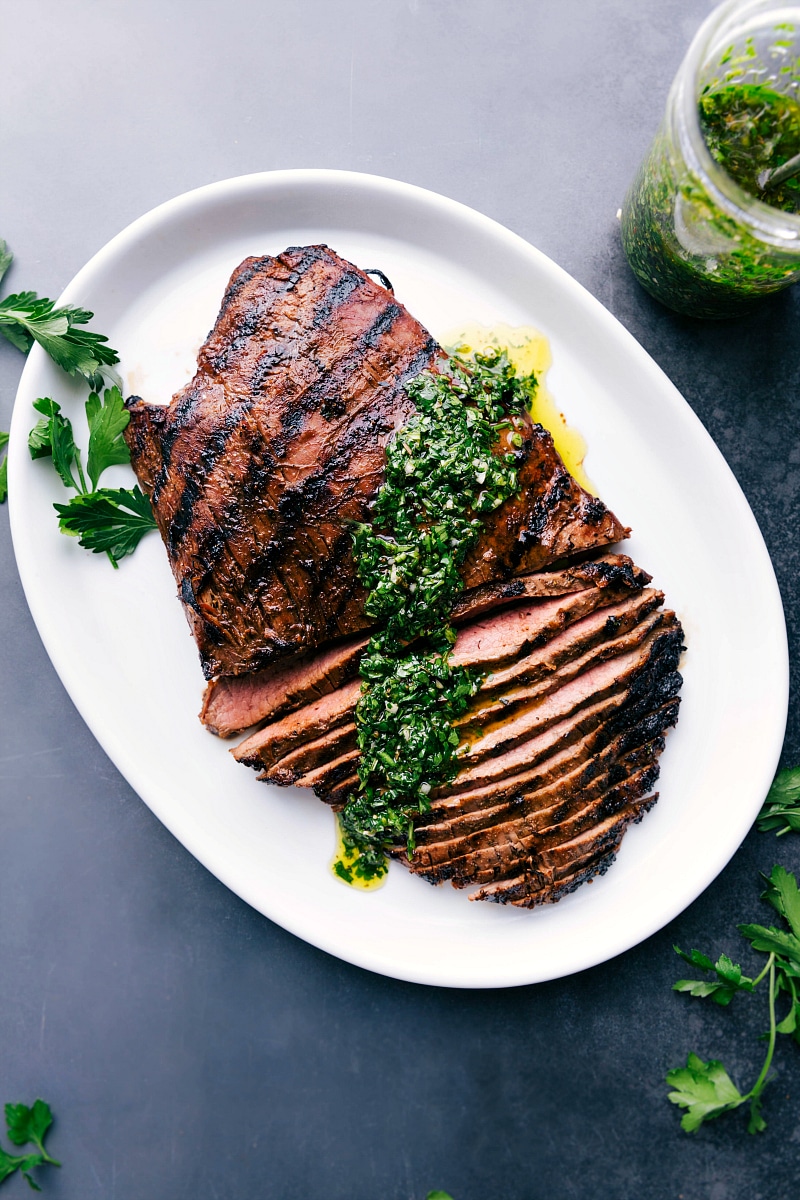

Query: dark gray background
left=1, top=1, right=798, bottom=1196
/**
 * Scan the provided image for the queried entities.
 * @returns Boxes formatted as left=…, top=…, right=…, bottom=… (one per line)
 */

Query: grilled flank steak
left=125, top=245, right=627, bottom=679
left=125, top=245, right=683, bottom=906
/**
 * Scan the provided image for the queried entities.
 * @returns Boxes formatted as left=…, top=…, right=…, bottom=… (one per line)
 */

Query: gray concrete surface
left=1, top=1, right=798, bottom=1196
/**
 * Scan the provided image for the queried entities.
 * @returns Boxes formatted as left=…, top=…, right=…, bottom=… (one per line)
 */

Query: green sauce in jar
left=621, top=10, right=800, bottom=320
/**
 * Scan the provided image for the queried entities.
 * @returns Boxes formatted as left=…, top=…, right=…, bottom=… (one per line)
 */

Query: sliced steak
left=456, top=609, right=676, bottom=728
left=233, top=679, right=360, bottom=769
left=411, top=760, right=661, bottom=889
left=266, top=722, right=357, bottom=785
left=407, top=743, right=662, bottom=876
left=451, top=554, right=650, bottom=623
left=477, top=588, right=663, bottom=693
left=417, top=696, right=679, bottom=834
left=455, top=623, right=682, bottom=765
left=414, top=734, right=665, bottom=849
left=200, top=633, right=369, bottom=738
left=126, top=246, right=627, bottom=678
left=449, top=585, right=656, bottom=675
left=289, top=747, right=361, bottom=792
left=200, top=555, right=651, bottom=739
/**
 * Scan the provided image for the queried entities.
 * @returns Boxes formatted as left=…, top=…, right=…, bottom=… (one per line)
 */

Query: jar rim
left=673, top=0, right=800, bottom=245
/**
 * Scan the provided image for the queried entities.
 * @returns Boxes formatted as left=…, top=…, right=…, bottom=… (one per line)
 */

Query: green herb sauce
left=334, top=351, right=535, bottom=883
left=621, top=77, right=800, bottom=318
left=700, top=85, right=800, bottom=213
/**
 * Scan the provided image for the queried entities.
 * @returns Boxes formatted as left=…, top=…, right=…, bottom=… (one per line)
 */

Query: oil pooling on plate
left=330, top=322, right=590, bottom=890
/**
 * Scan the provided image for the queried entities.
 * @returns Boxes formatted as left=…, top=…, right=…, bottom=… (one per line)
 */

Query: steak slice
left=450, top=554, right=650, bottom=623
left=233, top=679, right=360, bottom=770
left=417, top=696, right=680, bottom=832
left=413, top=734, right=665, bottom=850
left=200, top=633, right=369, bottom=738
left=125, top=245, right=627, bottom=678
left=471, top=792, right=657, bottom=906
left=266, top=722, right=357, bottom=785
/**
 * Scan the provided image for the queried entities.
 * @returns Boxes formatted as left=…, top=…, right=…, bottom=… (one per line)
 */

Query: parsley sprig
left=758, top=765, right=800, bottom=835
left=667, top=865, right=800, bottom=1133
left=337, top=351, right=534, bottom=880
left=28, top=389, right=156, bottom=567
left=0, top=238, right=119, bottom=391
left=0, top=1100, right=59, bottom=1191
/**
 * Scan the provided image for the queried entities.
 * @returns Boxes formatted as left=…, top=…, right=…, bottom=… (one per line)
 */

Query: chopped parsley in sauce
left=700, top=84, right=800, bottom=212
left=334, top=350, right=535, bottom=883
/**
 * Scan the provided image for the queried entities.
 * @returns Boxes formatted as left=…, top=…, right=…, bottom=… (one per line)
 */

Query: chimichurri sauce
left=332, top=350, right=535, bottom=885
left=700, top=84, right=800, bottom=212
left=621, top=81, right=800, bottom=317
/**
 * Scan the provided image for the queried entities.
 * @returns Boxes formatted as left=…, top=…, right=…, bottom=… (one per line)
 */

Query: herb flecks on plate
left=337, top=350, right=535, bottom=882
left=28, top=389, right=156, bottom=568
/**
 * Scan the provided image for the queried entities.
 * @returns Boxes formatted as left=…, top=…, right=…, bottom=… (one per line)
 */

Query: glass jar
left=621, top=0, right=800, bottom=318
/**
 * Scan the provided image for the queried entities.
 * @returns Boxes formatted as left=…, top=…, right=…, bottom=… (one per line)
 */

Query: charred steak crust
left=125, top=245, right=627, bottom=679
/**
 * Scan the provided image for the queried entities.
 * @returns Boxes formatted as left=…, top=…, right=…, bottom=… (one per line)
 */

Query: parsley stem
left=748, top=955, right=777, bottom=1102
left=751, top=956, right=773, bottom=989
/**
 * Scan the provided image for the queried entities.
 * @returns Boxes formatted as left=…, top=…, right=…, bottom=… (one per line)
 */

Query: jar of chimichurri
left=621, top=0, right=800, bottom=318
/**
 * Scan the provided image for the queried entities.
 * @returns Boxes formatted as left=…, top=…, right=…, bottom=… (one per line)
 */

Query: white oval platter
left=8, top=170, right=788, bottom=988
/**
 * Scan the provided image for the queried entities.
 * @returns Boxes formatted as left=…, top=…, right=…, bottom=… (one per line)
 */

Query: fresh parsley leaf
left=426, top=1192, right=455, bottom=1199
left=85, top=386, right=131, bottom=489
left=674, top=946, right=713, bottom=971
left=0, top=1098, right=59, bottom=1190
left=54, top=486, right=156, bottom=566
left=776, top=1002, right=799, bottom=1036
left=666, top=1053, right=747, bottom=1132
left=0, top=241, right=12, bottom=290
left=738, top=923, right=800, bottom=967
left=760, top=864, right=800, bottom=937
left=27, top=398, right=85, bottom=492
left=0, top=432, right=8, bottom=505
left=757, top=766, right=800, bottom=835
left=0, top=1145, right=45, bottom=1191
left=0, top=292, right=120, bottom=389
left=673, top=947, right=754, bottom=1005
left=4, top=1101, right=56, bottom=1161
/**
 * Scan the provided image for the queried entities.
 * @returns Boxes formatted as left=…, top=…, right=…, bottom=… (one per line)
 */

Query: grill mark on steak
left=149, top=247, right=328, bottom=498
